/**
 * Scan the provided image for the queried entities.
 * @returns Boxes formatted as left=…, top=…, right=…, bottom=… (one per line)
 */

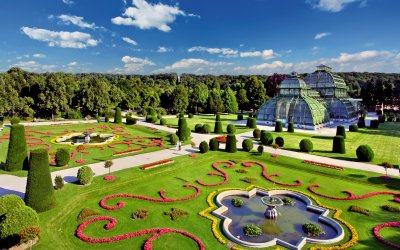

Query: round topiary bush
left=225, top=134, right=237, bottom=153
left=257, top=145, right=264, bottom=154
left=243, top=224, right=262, bottom=237
left=260, top=130, right=273, bottom=145
left=242, top=139, right=253, bottom=152
left=0, top=195, right=25, bottom=216
left=202, top=124, right=211, bottom=134
left=227, top=124, right=236, bottom=134
left=248, top=118, right=257, bottom=128
left=5, top=124, right=28, bottom=172
left=275, top=137, right=284, bottom=147
left=336, top=125, right=346, bottom=139
left=160, top=118, right=167, bottom=125
left=10, top=117, right=20, bottom=125
left=332, top=136, right=345, bottom=154
left=114, top=107, right=122, bottom=124
left=299, top=139, right=313, bottom=152
left=77, top=166, right=93, bottom=185
left=24, top=149, right=56, bottom=212
left=126, top=116, right=137, bottom=125
left=188, top=113, right=193, bottom=118
left=178, top=113, right=184, bottom=118
left=199, top=141, right=209, bottom=153
left=195, top=123, right=203, bottom=133
left=356, top=145, right=374, bottom=162
left=253, top=128, right=261, bottom=139
left=287, top=122, right=294, bottom=132
left=209, top=138, right=219, bottom=151
left=216, top=114, right=221, bottom=121
left=237, top=114, right=244, bottom=120
left=214, top=121, right=223, bottom=134
left=55, top=148, right=70, bottom=167
left=370, top=119, right=379, bottom=129
left=170, top=134, right=179, bottom=145
left=150, top=116, right=158, bottom=124
left=275, top=121, right=283, bottom=132
left=231, top=198, right=244, bottom=207
left=349, top=124, right=358, bottom=132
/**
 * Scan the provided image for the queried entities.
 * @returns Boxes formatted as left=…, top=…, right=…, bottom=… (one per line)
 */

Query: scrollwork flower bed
left=303, top=160, right=344, bottom=170
left=373, top=222, right=400, bottom=249
left=112, top=148, right=142, bottom=156
left=140, top=159, right=174, bottom=170
left=103, top=175, right=116, bottom=181
left=197, top=161, right=234, bottom=186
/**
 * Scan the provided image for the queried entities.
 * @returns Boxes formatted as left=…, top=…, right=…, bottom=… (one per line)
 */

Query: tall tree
left=172, top=85, right=189, bottom=113
left=189, top=83, right=209, bottom=113
left=208, top=89, right=224, bottom=113
left=236, top=88, right=249, bottom=113
left=222, top=87, right=238, bottom=113
left=245, top=76, right=267, bottom=110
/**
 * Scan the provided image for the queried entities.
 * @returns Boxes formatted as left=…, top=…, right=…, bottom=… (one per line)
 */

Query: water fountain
left=53, top=132, right=116, bottom=145
left=261, top=196, right=283, bottom=219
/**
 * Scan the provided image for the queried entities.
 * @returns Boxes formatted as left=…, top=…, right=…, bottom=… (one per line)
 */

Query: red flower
left=140, top=159, right=174, bottom=170
left=103, top=175, right=116, bottom=181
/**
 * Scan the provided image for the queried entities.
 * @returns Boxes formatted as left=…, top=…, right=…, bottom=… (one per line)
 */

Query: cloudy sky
left=1, top=0, right=400, bottom=75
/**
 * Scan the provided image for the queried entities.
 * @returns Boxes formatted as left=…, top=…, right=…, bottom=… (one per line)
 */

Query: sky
left=1, top=0, right=400, bottom=75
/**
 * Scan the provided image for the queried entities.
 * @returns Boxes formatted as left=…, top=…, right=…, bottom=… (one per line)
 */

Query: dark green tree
left=236, top=89, right=249, bottom=113
left=245, top=76, right=267, bottom=110
left=208, top=89, right=224, bottom=113
left=222, top=87, right=238, bottom=113
left=172, top=85, right=189, bottom=113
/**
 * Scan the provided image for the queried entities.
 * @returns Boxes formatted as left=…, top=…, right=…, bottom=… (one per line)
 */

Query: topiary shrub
left=242, top=139, right=253, bottom=152
left=178, top=113, right=184, bottom=118
left=25, top=149, right=56, bottom=212
left=77, top=166, right=93, bottom=185
left=287, top=122, right=294, bottom=132
left=227, top=124, right=236, bottom=134
left=237, top=114, right=243, bottom=120
left=370, top=119, right=379, bottom=129
left=10, top=117, right=20, bottom=125
left=145, top=115, right=153, bottom=122
left=248, top=118, right=257, bottom=128
left=231, top=198, right=244, bottom=207
left=160, top=118, right=167, bottom=125
left=332, top=136, right=345, bottom=154
left=0, top=195, right=25, bottom=216
left=216, top=114, right=221, bottom=121
left=177, top=118, right=190, bottom=141
left=199, top=141, right=209, bottom=153
left=358, top=117, right=365, bottom=128
left=114, top=107, right=122, bottom=124
left=257, top=145, right=264, bottom=154
left=157, top=114, right=162, bottom=120
left=275, top=121, right=283, bottom=132
left=299, top=139, right=313, bottom=152
left=150, top=116, right=158, bottom=124
left=54, top=175, right=64, bottom=190
left=225, top=134, right=237, bottom=153
left=5, top=124, right=28, bottom=172
left=147, top=108, right=157, bottom=116
left=170, top=134, right=179, bottom=145
left=349, top=205, right=370, bottom=216
left=275, top=136, right=284, bottom=147
left=246, top=117, right=250, bottom=127
left=302, top=223, right=324, bottom=236
left=202, top=124, right=211, bottom=134
left=188, top=113, right=193, bottom=118
left=55, top=148, right=70, bottom=167
left=126, top=115, right=137, bottom=125
left=349, top=124, right=358, bottom=132
left=243, top=224, right=262, bottom=237
left=356, top=145, right=374, bottom=162
left=209, top=138, right=219, bottom=151
left=195, top=123, right=203, bottom=133
left=214, top=121, right=223, bottom=134
left=253, top=128, right=261, bottom=139
left=260, top=130, right=273, bottom=145
left=381, top=204, right=400, bottom=212
left=336, top=125, right=346, bottom=139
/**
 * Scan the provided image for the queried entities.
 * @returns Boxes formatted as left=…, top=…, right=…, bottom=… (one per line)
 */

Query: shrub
left=332, top=136, right=345, bottom=154
left=114, top=107, right=122, bottom=124
left=356, top=145, right=374, bottom=162
left=299, top=139, right=313, bottom=152
left=76, top=208, right=100, bottom=221
left=214, top=121, right=223, bottom=134
left=349, top=124, right=358, bottom=132
left=145, top=115, right=153, bottom=122
left=240, top=177, right=257, bottom=183
left=0, top=195, right=25, bottom=216
left=10, top=117, right=20, bottom=124
left=199, top=141, right=209, bottom=153
left=105, top=116, right=109, bottom=123
left=349, top=205, right=370, bottom=216
left=170, top=134, right=179, bottom=145
left=159, top=118, right=167, bottom=125
left=209, top=138, right=219, bottom=151
left=231, top=198, right=244, bottom=207
left=188, top=113, right=193, bottom=118
left=242, top=139, right=254, bottom=152
left=157, top=114, right=162, bottom=120
left=253, top=128, right=261, bottom=139
left=336, top=125, right=346, bottom=139
left=5, top=124, right=28, bottom=171
left=195, top=123, right=203, bottom=133
left=202, top=124, right=211, bottom=134
left=131, top=209, right=149, bottom=220
left=177, top=118, right=190, bottom=141
left=275, top=137, right=284, bottom=147
left=357, top=120, right=365, bottom=128
left=19, top=226, right=40, bottom=244
left=248, top=118, right=257, bottom=128
left=25, top=149, right=56, bottom=212
left=104, top=160, right=113, bottom=174
left=126, top=116, right=137, bottom=125
left=246, top=117, right=250, bottom=127
left=260, top=130, right=273, bottom=145
left=275, top=121, right=282, bottom=132
left=282, top=197, right=295, bottom=206
left=65, top=110, right=82, bottom=119
left=164, top=208, right=188, bottom=221
left=54, top=175, right=64, bottom=190
left=150, top=116, right=158, bottom=124
left=225, top=134, right=237, bottom=153
left=243, top=224, right=262, bottom=237
left=287, top=122, right=294, bottom=132
left=237, top=114, right=244, bottom=120
left=302, top=223, right=324, bottom=236
left=227, top=124, right=236, bottom=134
left=178, top=113, right=184, bottom=118
left=378, top=115, right=386, bottom=123
left=381, top=205, right=400, bottom=212
left=257, top=145, right=264, bottom=154
left=55, top=148, right=70, bottom=167
left=370, top=119, right=379, bottom=129
left=77, top=166, right=93, bottom=185
left=236, top=168, right=248, bottom=173
left=216, top=114, right=221, bottom=121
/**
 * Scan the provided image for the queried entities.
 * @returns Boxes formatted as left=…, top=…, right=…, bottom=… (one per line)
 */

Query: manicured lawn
left=0, top=123, right=172, bottom=176
left=33, top=150, right=400, bottom=249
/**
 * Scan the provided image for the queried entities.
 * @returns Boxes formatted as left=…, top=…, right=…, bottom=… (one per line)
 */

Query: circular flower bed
left=373, top=222, right=400, bottom=249
left=103, top=175, right=116, bottom=181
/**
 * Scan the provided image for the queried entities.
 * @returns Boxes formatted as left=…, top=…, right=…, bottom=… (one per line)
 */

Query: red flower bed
left=112, top=148, right=142, bottom=156
left=140, top=159, right=174, bottom=170
left=303, top=160, right=344, bottom=170
left=308, top=184, right=400, bottom=200
left=103, top=175, right=116, bottom=181
left=76, top=159, right=87, bottom=163
left=271, top=153, right=279, bottom=158
left=373, top=222, right=400, bottom=249
left=188, top=153, right=198, bottom=158
left=197, top=161, right=234, bottom=186
left=214, top=136, right=227, bottom=143
left=394, top=197, right=400, bottom=203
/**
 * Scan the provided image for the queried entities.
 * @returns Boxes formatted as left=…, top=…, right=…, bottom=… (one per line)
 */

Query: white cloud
left=21, top=27, right=99, bottom=49
left=307, top=0, right=364, bottom=12
left=234, top=61, right=293, bottom=75
left=122, top=37, right=138, bottom=46
left=188, top=46, right=238, bottom=56
left=157, top=46, right=172, bottom=53
left=67, top=61, right=77, bottom=67
left=117, top=56, right=156, bottom=73
left=240, top=49, right=279, bottom=60
left=62, top=0, right=74, bottom=6
left=121, top=56, right=155, bottom=65
left=13, top=61, right=56, bottom=72
left=33, top=53, right=46, bottom=58
left=51, top=14, right=96, bottom=29
left=111, top=0, right=197, bottom=32
left=154, top=58, right=232, bottom=73
left=311, top=46, right=320, bottom=55
left=314, top=32, right=331, bottom=39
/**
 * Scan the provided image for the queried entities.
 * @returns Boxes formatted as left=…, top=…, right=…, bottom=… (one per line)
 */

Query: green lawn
left=33, top=150, right=400, bottom=249
left=0, top=122, right=171, bottom=176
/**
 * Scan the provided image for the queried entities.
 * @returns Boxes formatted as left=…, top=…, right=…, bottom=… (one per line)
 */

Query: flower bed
left=303, top=160, right=344, bottom=170
left=373, top=222, right=400, bottom=249
left=76, top=159, right=87, bottom=163
left=189, top=153, right=198, bottom=158
left=140, top=159, right=174, bottom=170
left=103, top=175, right=116, bottom=181
left=112, top=148, right=142, bottom=156
left=214, top=136, right=227, bottom=143
left=197, top=161, right=234, bottom=186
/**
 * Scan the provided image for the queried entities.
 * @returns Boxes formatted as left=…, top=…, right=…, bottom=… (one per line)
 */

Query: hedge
left=237, top=114, right=244, bottom=120
left=5, top=124, right=28, bottom=171
left=114, top=107, right=122, bottom=124
left=169, top=134, right=179, bottom=145
left=349, top=124, right=358, bottom=132
left=260, top=130, right=273, bottom=145
left=216, top=114, right=221, bottom=121
left=0, top=195, right=25, bottom=217
left=159, top=118, right=167, bottom=125
left=188, top=113, right=194, bottom=118
left=209, top=138, right=219, bottom=151
left=199, top=141, right=209, bottom=153
left=178, top=113, right=184, bottom=118
left=299, top=139, right=313, bottom=152
left=77, top=166, right=93, bottom=185
left=275, top=136, right=284, bottom=147
left=253, top=128, right=261, bottom=139
left=356, top=145, right=374, bottom=162
left=242, top=139, right=253, bottom=152
left=287, top=122, right=294, bottom=132
left=10, top=117, right=20, bottom=125
left=275, top=121, right=283, bottom=132
left=336, top=125, right=346, bottom=139
left=332, top=136, right=345, bottom=154
left=227, top=124, right=236, bottom=134
left=24, top=149, right=56, bottom=212
left=126, top=116, right=137, bottom=125
left=225, top=134, right=237, bottom=153
left=202, top=124, right=211, bottom=134
left=248, top=118, right=257, bottom=128
left=357, top=120, right=365, bottom=128
left=257, top=145, right=264, bottom=154
left=55, top=148, right=70, bottom=167
left=214, top=121, right=223, bottom=134
left=195, top=123, right=203, bottom=133
left=370, top=119, right=379, bottom=129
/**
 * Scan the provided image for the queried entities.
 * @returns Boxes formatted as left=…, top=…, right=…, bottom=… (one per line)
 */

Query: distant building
left=257, top=65, right=359, bottom=129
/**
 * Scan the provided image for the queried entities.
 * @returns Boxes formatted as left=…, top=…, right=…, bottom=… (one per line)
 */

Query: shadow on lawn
left=311, top=135, right=334, bottom=140
left=0, top=187, right=24, bottom=198
left=367, top=176, right=400, bottom=190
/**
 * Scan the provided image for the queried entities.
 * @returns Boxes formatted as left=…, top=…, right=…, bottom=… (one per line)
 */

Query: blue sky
left=1, top=0, right=400, bottom=75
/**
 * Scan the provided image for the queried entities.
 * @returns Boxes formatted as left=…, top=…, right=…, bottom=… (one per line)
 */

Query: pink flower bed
left=373, top=222, right=400, bottom=249
left=197, top=161, right=234, bottom=186
left=112, top=148, right=142, bottom=156
left=303, top=160, right=344, bottom=170
left=271, top=153, right=279, bottom=158
left=140, top=159, right=174, bottom=170
left=104, top=175, right=116, bottom=181
left=76, top=159, right=87, bottom=163
left=189, top=153, right=198, bottom=158
left=308, top=184, right=400, bottom=200
left=394, top=198, right=400, bottom=203
left=76, top=216, right=205, bottom=249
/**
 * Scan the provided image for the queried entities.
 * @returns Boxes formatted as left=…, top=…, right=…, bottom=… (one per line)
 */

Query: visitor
left=178, top=140, right=182, bottom=151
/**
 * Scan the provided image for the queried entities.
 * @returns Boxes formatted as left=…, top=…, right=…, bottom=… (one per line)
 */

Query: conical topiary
left=5, top=124, right=28, bottom=171
left=25, top=149, right=56, bottom=212
left=214, top=121, right=223, bottom=134
left=114, top=107, right=122, bottom=124
left=225, top=134, right=237, bottom=153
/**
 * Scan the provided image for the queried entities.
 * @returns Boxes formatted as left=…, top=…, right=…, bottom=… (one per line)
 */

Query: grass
left=31, top=150, right=400, bottom=249
left=0, top=122, right=172, bottom=176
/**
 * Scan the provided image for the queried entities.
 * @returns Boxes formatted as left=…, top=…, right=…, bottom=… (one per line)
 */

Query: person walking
left=178, top=140, right=182, bottom=151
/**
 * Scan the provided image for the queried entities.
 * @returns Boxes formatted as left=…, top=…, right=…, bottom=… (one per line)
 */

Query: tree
left=208, top=89, right=224, bottom=113
left=5, top=124, right=28, bottom=171
left=104, top=160, right=114, bottom=174
left=245, top=76, right=267, bottom=110
left=222, top=87, right=239, bottom=113
left=189, top=83, right=209, bottom=113
left=172, top=85, right=189, bottom=113
left=236, top=89, right=249, bottom=113
left=264, top=74, right=287, bottom=97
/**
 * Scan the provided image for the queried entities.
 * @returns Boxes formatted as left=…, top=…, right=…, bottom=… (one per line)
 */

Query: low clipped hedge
left=253, top=128, right=261, bottom=139
left=159, top=118, right=167, bottom=125
left=126, top=116, right=137, bottom=125
left=287, top=122, right=294, bottom=132
left=225, top=134, right=237, bottom=153
left=202, top=124, right=211, bottom=134
left=55, top=148, right=70, bottom=167
left=275, top=136, right=284, bottom=147
left=299, top=139, right=313, bottom=152
left=242, top=139, right=253, bottom=152
left=195, top=124, right=203, bottom=133
left=209, top=138, right=219, bottom=151
left=169, top=134, right=179, bottom=145
left=77, top=166, right=93, bottom=185
left=260, top=130, right=273, bottom=145
left=199, top=141, right=209, bottom=153
left=275, top=121, right=283, bottom=132
left=349, top=124, right=358, bottom=132
left=214, top=121, right=223, bottom=134
left=349, top=205, right=370, bottom=216
left=227, top=124, right=236, bottom=134
left=336, top=125, right=346, bottom=139
left=332, top=136, right=345, bottom=154
left=370, top=119, right=379, bottom=129
left=356, top=145, right=374, bottom=162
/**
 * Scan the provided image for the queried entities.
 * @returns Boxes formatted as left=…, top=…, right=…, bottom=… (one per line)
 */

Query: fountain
left=261, top=196, right=283, bottom=219
left=53, top=132, right=117, bottom=146
left=83, top=131, right=91, bottom=144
